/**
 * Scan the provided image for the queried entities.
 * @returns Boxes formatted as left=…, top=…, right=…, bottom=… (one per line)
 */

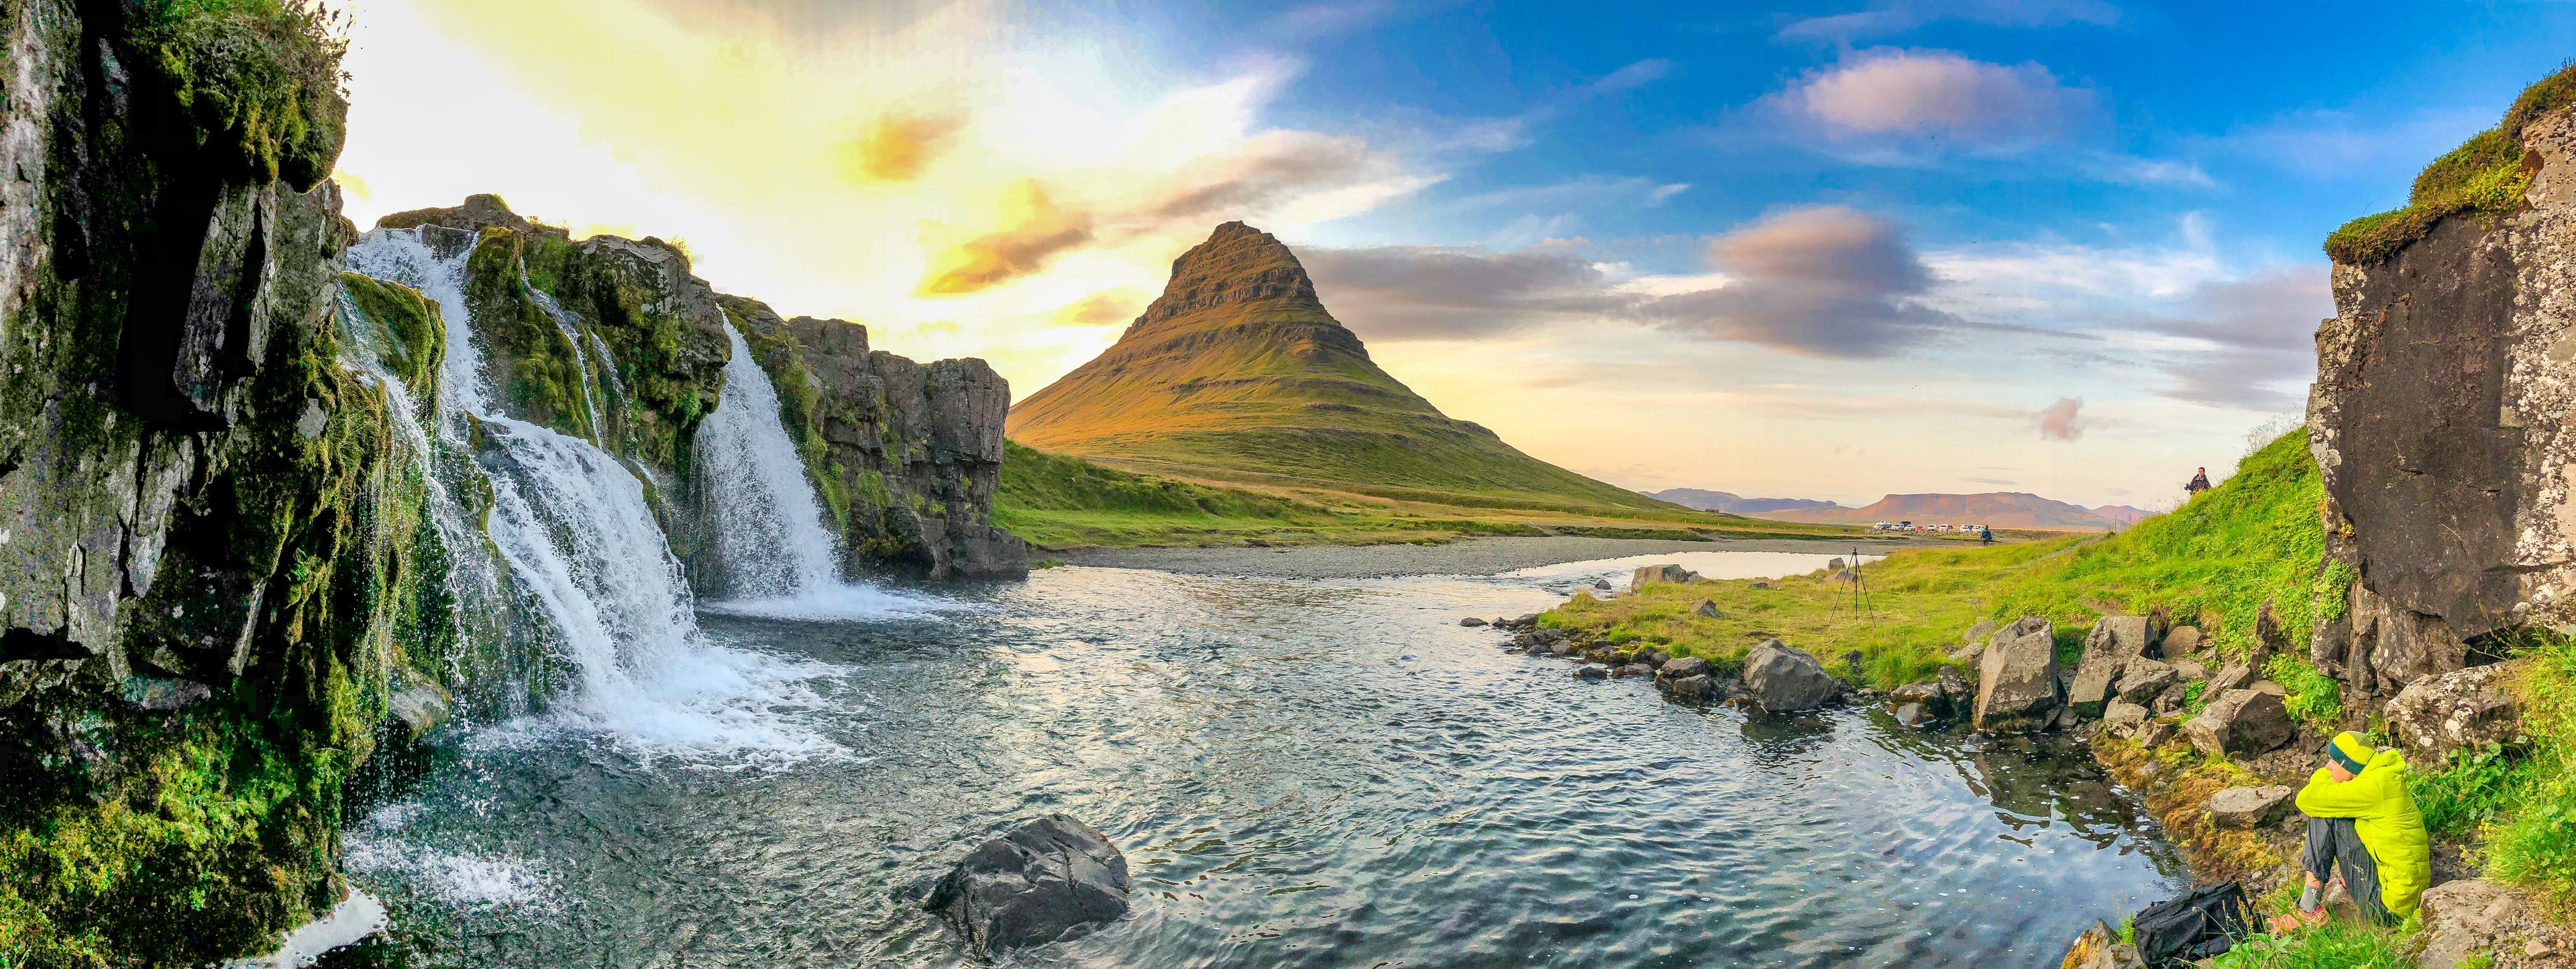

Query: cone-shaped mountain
left=1008, top=223, right=1663, bottom=510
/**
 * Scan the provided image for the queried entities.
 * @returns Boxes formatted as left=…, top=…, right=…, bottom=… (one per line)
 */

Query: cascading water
left=345, top=227, right=843, bottom=765
left=692, top=323, right=943, bottom=620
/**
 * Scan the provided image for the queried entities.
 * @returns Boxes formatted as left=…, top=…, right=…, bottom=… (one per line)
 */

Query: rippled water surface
left=349, top=552, right=2184, bottom=967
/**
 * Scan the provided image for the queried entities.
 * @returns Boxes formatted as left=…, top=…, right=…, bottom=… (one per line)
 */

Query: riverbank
left=1057, top=534, right=1935, bottom=579
left=1523, top=432, right=2576, bottom=968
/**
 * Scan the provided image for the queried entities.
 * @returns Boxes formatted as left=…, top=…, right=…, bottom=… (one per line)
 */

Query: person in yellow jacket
left=2268, top=731, right=2431, bottom=931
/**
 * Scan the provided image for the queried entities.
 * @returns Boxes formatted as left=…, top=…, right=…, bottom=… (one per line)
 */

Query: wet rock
left=2182, top=689, right=2294, bottom=758
left=386, top=669, right=452, bottom=741
left=1892, top=702, right=1934, bottom=728
left=910, top=814, right=1131, bottom=960
left=1639, top=647, right=1671, bottom=667
left=1974, top=616, right=2059, bottom=732
left=119, top=677, right=213, bottom=713
left=1613, top=663, right=1654, bottom=679
left=1629, top=563, right=1700, bottom=591
left=2114, top=659, right=2180, bottom=704
left=1687, top=598, right=1722, bottom=619
left=1888, top=679, right=1943, bottom=709
left=2206, top=785, right=2296, bottom=830
left=2385, top=664, right=2522, bottom=764
left=1459, top=617, right=1487, bottom=627
left=2060, top=919, right=2145, bottom=969
left=1743, top=639, right=1838, bottom=713
left=2068, top=616, right=2152, bottom=720
left=1548, top=640, right=1582, bottom=657
left=1933, top=667, right=1972, bottom=717
left=1593, top=579, right=1612, bottom=591
left=1574, top=665, right=1609, bottom=680
left=1658, top=655, right=1713, bottom=682
left=1667, top=673, right=1716, bottom=701
left=2161, top=625, right=2202, bottom=657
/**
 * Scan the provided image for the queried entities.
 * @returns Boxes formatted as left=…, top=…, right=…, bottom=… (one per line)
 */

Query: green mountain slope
left=1005, top=222, right=1667, bottom=513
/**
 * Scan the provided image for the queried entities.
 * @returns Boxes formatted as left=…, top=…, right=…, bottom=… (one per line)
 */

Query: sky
left=329, top=0, right=2576, bottom=509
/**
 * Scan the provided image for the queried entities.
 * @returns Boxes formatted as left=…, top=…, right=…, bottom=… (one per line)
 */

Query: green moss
left=125, top=0, right=347, bottom=188
left=463, top=229, right=593, bottom=441
left=2324, top=62, right=2573, bottom=265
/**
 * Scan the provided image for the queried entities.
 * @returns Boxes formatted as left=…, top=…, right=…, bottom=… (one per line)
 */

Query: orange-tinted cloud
left=917, top=181, right=1093, bottom=296
left=837, top=111, right=965, bottom=182
left=1059, top=291, right=1143, bottom=327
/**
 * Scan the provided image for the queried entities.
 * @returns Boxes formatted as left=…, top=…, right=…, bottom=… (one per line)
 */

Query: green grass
left=2210, top=919, right=2416, bottom=969
left=2325, top=62, right=2576, bottom=264
left=996, top=441, right=1867, bottom=551
left=1539, top=430, right=2335, bottom=691
left=2483, top=629, right=2576, bottom=911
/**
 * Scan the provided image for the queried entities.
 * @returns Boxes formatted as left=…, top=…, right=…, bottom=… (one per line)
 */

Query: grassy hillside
left=996, top=441, right=1872, bottom=551
left=1006, top=222, right=1670, bottom=514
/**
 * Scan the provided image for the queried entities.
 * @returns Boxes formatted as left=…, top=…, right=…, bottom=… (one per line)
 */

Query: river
left=339, top=549, right=2185, bottom=968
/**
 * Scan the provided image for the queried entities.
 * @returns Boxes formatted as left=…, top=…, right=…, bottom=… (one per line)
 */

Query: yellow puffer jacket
left=2293, top=747, right=2431, bottom=917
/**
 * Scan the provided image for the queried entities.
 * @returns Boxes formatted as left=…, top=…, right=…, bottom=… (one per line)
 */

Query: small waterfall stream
left=345, top=228, right=843, bottom=765
left=694, top=321, right=949, bottom=620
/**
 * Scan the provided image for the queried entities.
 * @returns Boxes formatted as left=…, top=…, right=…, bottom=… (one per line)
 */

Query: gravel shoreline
left=1055, top=534, right=1941, bottom=579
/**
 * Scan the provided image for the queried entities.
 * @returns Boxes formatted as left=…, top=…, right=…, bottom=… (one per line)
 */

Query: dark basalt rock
left=910, top=814, right=1132, bottom=960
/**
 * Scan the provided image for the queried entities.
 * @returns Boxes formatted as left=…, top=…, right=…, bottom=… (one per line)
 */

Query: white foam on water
left=694, top=320, right=961, bottom=622
left=347, top=228, right=853, bottom=767
left=222, top=891, right=390, bottom=968
left=344, top=804, right=551, bottom=909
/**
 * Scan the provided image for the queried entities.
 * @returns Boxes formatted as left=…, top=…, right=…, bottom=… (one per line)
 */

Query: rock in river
left=1657, top=655, right=1712, bottom=683
left=1743, top=639, right=1837, bottom=713
left=1630, top=563, right=1700, bottom=591
left=908, top=814, right=1132, bottom=960
left=1574, top=664, right=1610, bottom=680
left=1460, top=617, right=1487, bottom=627
left=1974, top=617, right=2059, bottom=732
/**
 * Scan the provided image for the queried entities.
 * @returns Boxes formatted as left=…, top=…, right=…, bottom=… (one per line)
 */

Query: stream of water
left=343, top=551, right=2186, bottom=968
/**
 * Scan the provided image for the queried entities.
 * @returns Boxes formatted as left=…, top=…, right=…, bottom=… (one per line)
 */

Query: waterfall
left=695, top=321, right=947, bottom=620
left=346, top=228, right=843, bottom=765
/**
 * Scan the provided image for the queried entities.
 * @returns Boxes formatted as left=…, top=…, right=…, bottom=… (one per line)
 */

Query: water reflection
left=346, top=559, right=2183, bottom=968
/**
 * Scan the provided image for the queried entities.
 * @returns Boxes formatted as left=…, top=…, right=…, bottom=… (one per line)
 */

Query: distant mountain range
left=1647, top=488, right=2153, bottom=532
left=1644, top=489, right=1844, bottom=515
left=1006, top=223, right=1666, bottom=512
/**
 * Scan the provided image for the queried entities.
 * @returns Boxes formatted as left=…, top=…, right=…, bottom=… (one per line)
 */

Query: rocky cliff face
left=2308, top=95, right=2576, bottom=705
left=717, top=296, right=1024, bottom=579
left=376, top=196, right=1025, bottom=581
left=0, top=0, right=442, bottom=962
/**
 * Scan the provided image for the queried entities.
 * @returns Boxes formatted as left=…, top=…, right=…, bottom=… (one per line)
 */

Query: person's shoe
left=2265, top=907, right=2328, bottom=933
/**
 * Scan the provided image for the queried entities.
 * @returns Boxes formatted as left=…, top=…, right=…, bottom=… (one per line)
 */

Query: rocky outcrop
left=2307, top=98, right=2576, bottom=705
left=908, top=814, right=1132, bottom=960
left=0, top=1, right=440, bottom=962
left=2385, top=664, right=2524, bottom=764
left=720, top=296, right=1027, bottom=578
left=1976, top=617, right=2059, bottom=732
left=1630, top=563, right=1699, bottom=591
left=1742, top=639, right=1837, bottom=712
left=371, top=197, right=1026, bottom=579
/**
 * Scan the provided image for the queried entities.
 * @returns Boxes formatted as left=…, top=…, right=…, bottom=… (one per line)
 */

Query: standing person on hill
left=2184, top=467, right=2212, bottom=497
left=2267, top=732, right=2430, bottom=932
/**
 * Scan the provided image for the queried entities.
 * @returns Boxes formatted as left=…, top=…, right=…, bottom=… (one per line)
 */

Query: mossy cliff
left=0, top=0, right=449, bottom=964
left=372, top=196, right=1026, bottom=581
left=716, top=295, right=1028, bottom=579
left=2308, top=71, right=2576, bottom=705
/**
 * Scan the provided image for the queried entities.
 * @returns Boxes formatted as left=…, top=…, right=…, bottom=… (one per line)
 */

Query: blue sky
left=334, top=0, right=2576, bottom=508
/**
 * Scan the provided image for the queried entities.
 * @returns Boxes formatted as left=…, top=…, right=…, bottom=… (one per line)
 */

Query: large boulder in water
left=1630, top=563, right=1701, bottom=591
left=1743, top=639, right=1837, bottom=712
left=910, top=814, right=1132, bottom=960
left=1975, top=617, right=2059, bottom=732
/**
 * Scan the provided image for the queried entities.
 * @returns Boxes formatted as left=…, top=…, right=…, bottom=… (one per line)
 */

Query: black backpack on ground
left=2133, top=880, right=2253, bottom=967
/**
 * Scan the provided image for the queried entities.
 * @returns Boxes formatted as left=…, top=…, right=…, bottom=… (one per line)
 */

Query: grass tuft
left=2324, top=62, right=2574, bottom=265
